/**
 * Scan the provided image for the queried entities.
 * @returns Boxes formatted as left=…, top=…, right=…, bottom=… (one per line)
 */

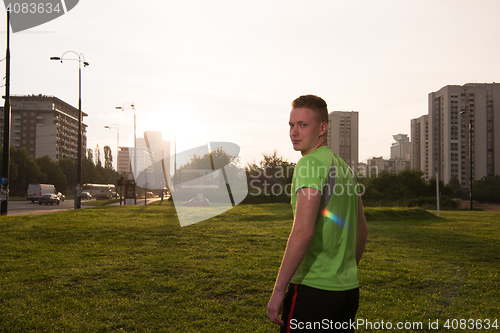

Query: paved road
left=4, top=199, right=94, bottom=216
left=4, top=198, right=162, bottom=216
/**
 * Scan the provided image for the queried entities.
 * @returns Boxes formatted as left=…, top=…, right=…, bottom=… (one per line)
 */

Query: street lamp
left=460, top=100, right=473, bottom=211
left=104, top=124, right=119, bottom=168
left=104, top=124, right=120, bottom=205
left=115, top=103, right=136, bottom=181
left=1, top=11, right=11, bottom=216
left=50, top=51, right=89, bottom=209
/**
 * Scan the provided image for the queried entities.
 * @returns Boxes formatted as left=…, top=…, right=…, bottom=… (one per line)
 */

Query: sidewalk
left=109, top=197, right=164, bottom=206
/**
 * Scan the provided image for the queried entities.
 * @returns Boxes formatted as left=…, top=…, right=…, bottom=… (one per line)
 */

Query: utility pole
left=1, top=12, right=11, bottom=215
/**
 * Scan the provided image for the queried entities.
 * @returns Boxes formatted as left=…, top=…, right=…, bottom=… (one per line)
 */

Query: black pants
left=280, top=284, right=359, bottom=332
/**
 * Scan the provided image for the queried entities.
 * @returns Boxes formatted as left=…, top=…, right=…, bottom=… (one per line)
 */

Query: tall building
left=117, top=147, right=132, bottom=173
left=0, top=94, right=87, bottom=161
left=412, top=83, right=500, bottom=186
left=410, top=115, right=429, bottom=179
left=390, top=134, right=411, bottom=160
left=328, top=111, right=359, bottom=172
left=118, top=131, right=171, bottom=189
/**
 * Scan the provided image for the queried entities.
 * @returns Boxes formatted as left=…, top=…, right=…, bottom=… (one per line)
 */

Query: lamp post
left=50, top=51, right=89, bottom=209
left=460, top=99, right=473, bottom=211
left=104, top=124, right=120, bottom=204
left=115, top=103, right=135, bottom=179
left=1, top=11, right=11, bottom=216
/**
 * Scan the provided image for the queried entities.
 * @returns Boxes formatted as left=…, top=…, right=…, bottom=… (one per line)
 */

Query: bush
left=472, top=176, right=500, bottom=204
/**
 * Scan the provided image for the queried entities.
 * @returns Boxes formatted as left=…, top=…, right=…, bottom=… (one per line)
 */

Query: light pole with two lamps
left=116, top=102, right=136, bottom=204
left=50, top=51, right=89, bottom=209
left=104, top=124, right=120, bottom=205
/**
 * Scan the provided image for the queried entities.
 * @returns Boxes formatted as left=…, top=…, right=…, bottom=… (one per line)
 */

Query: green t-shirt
left=290, top=146, right=359, bottom=291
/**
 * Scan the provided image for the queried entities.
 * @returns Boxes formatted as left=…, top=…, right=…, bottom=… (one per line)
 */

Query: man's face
left=289, top=107, right=325, bottom=155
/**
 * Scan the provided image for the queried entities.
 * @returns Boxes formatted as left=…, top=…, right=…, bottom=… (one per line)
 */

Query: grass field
left=0, top=203, right=498, bottom=332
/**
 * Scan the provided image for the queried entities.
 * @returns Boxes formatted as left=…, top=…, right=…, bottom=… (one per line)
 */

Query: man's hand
left=267, top=187, right=320, bottom=327
left=267, top=289, right=285, bottom=326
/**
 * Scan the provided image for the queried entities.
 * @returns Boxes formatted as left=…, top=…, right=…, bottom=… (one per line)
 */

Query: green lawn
left=0, top=203, right=498, bottom=332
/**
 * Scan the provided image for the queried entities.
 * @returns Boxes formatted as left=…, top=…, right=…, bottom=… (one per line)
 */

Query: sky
left=1, top=0, right=500, bottom=169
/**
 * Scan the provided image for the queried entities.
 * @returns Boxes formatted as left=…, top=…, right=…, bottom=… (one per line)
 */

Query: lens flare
left=322, top=208, right=345, bottom=227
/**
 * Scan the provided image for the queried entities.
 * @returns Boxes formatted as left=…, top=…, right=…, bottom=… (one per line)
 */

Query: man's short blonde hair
left=291, top=95, right=329, bottom=124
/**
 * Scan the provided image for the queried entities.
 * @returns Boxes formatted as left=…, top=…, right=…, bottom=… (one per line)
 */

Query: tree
left=473, top=176, right=500, bottom=203
left=35, top=155, right=67, bottom=192
left=95, top=146, right=102, bottom=168
left=447, top=176, right=467, bottom=200
left=1, top=147, right=44, bottom=196
left=103, top=145, right=113, bottom=169
left=82, top=157, right=97, bottom=184
left=245, top=149, right=295, bottom=203
left=396, top=169, right=429, bottom=198
left=58, top=158, right=76, bottom=192
left=259, top=149, right=290, bottom=169
left=86, top=148, right=93, bottom=164
left=173, top=147, right=239, bottom=185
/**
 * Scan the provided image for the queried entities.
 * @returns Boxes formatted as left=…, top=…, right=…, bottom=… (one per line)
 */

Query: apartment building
left=366, top=156, right=410, bottom=176
left=0, top=94, right=87, bottom=161
left=118, top=131, right=171, bottom=189
left=410, top=115, right=429, bottom=179
left=413, top=83, right=500, bottom=186
left=117, top=147, right=132, bottom=173
left=390, top=134, right=411, bottom=160
left=328, top=111, right=359, bottom=173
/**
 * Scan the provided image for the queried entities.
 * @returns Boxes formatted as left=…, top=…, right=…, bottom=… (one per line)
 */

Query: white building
left=117, top=147, right=132, bottom=173
left=390, top=133, right=411, bottom=160
left=0, top=94, right=88, bottom=161
left=118, top=131, right=171, bottom=189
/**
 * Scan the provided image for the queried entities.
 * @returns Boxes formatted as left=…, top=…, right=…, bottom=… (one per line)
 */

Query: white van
left=27, top=184, right=56, bottom=203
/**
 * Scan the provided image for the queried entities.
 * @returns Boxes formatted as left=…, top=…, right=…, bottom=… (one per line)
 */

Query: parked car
left=56, top=192, right=65, bottom=201
left=182, top=197, right=210, bottom=207
left=161, top=190, right=171, bottom=200
left=146, top=191, right=154, bottom=198
left=27, top=184, right=56, bottom=203
left=81, top=192, right=92, bottom=200
left=94, top=192, right=112, bottom=200
left=38, top=193, right=60, bottom=205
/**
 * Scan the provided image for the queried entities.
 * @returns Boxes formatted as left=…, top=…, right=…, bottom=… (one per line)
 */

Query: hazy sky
left=1, top=0, right=500, bottom=168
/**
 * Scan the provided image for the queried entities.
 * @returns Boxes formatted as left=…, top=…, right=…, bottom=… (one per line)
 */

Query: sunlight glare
left=141, top=100, right=213, bottom=152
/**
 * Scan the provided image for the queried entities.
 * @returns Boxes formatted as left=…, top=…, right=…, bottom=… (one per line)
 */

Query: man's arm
left=267, top=187, right=321, bottom=326
left=356, top=194, right=369, bottom=265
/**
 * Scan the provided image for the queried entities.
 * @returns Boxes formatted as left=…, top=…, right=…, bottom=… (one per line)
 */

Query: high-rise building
left=118, top=131, right=171, bottom=189
left=410, top=115, right=429, bottom=179
left=390, top=134, right=411, bottom=160
left=412, top=83, right=500, bottom=186
left=0, top=94, right=87, bottom=161
left=117, top=147, right=132, bottom=173
left=328, top=111, right=359, bottom=172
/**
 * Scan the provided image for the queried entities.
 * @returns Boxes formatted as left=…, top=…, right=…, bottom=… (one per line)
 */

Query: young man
left=267, top=95, right=369, bottom=332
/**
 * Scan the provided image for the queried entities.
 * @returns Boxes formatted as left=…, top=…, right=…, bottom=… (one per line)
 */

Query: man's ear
left=319, top=122, right=328, bottom=136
